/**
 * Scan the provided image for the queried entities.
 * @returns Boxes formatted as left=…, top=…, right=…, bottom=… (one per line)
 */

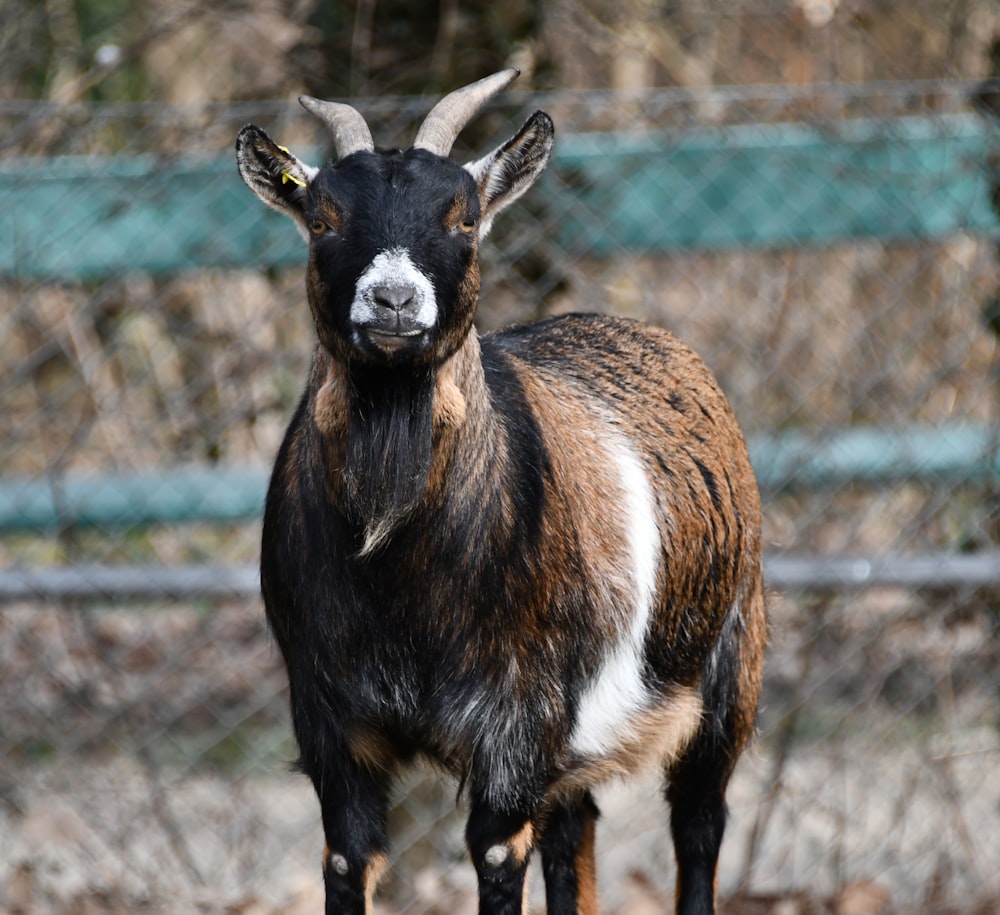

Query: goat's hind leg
left=666, top=592, right=765, bottom=915
left=538, top=791, right=600, bottom=915
left=665, top=743, right=731, bottom=915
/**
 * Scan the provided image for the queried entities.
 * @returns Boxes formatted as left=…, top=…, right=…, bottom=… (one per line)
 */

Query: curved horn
left=298, top=96, right=375, bottom=159
left=413, top=68, right=520, bottom=156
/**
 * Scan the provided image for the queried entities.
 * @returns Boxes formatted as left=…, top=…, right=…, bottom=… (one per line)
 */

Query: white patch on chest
left=569, top=438, right=661, bottom=757
left=351, top=247, right=437, bottom=328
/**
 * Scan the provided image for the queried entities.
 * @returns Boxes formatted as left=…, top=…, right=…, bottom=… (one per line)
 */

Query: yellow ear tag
left=277, top=145, right=306, bottom=187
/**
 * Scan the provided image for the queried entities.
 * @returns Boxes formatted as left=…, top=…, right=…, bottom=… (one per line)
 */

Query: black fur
left=538, top=792, right=600, bottom=915
left=343, top=363, right=435, bottom=551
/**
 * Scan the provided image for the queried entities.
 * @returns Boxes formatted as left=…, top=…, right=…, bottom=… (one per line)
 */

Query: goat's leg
left=666, top=751, right=730, bottom=915
left=466, top=796, right=537, bottom=915
left=668, top=582, right=766, bottom=915
left=308, top=757, right=391, bottom=915
left=538, top=791, right=600, bottom=915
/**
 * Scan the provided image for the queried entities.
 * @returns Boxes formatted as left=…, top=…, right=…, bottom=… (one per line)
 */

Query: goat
left=236, top=69, right=766, bottom=915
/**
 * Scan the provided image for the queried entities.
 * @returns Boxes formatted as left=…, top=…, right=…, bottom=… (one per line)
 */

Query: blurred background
left=2, top=1, right=1000, bottom=913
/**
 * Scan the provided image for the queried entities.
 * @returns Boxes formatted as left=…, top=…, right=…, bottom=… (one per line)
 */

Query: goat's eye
left=458, top=217, right=477, bottom=234
left=309, top=218, right=329, bottom=236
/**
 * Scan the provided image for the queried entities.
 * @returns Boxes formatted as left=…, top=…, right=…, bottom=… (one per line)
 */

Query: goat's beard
left=343, top=365, right=435, bottom=557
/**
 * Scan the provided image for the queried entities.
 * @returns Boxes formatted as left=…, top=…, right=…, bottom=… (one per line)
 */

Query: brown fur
left=431, top=366, right=468, bottom=433
left=514, top=368, right=632, bottom=646
left=312, top=348, right=349, bottom=435
left=508, top=821, right=535, bottom=866
left=347, top=725, right=396, bottom=776
left=549, top=688, right=705, bottom=802
left=363, top=852, right=390, bottom=915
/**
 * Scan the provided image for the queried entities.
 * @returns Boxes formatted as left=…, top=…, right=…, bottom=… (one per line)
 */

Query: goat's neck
left=309, top=332, right=502, bottom=543
left=309, top=332, right=493, bottom=444
left=425, top=332, right=507, bottom=502
left=431, top=331, right=488, bottom=435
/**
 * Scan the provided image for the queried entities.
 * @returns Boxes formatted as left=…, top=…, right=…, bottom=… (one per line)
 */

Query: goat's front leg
left=466, top=795, right=537, bottom=915
left=538, top=791, right=600, bottom=915
left=306, top=754, right=391, bottom=915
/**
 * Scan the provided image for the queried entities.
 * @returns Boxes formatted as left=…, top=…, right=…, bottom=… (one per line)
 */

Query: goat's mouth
left=355, top=324, right=429, bottom=357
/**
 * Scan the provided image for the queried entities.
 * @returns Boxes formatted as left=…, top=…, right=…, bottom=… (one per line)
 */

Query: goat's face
left=236, top=75, right=553, bottom=368
left=304, top=149, right=482, bottom=366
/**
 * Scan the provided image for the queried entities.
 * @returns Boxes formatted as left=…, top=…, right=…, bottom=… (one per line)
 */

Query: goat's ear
left=464, top=110, right=553, bottom=239
left=236, top=124, right=318, bottom=239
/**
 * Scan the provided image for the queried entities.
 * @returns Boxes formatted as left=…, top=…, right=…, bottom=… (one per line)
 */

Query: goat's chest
left=320, top=565, right=568, bottom=753
left=333, top=624, right=551, bottom=773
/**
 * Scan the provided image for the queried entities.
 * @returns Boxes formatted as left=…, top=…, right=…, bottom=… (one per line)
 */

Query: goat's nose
left=372, top=283, right=416, bottom=313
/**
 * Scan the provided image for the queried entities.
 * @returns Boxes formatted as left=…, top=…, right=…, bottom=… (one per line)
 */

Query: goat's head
left=236, top=69, right=554, bottom=368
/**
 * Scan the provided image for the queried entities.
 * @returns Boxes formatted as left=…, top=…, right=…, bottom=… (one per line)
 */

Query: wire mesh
left=2, top=4, right=1000, bottom=913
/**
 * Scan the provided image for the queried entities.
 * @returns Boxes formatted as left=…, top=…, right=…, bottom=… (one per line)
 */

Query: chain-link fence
left=3, top=5, right=1000, bottom=913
